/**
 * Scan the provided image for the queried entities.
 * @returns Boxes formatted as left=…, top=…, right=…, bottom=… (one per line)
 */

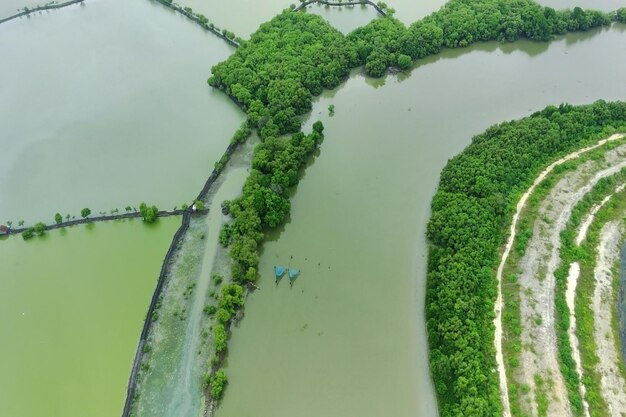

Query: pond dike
left=293, top=0, right=387, bottom=17
left=6, top=209, right=189, bottom=235
left=0, top=0, right=84, bottom=25
left=0, top=0, right=241, bottom=49
left=121, top=140, right=240, bottom=417
left=153, top=0, right=240, bottom=48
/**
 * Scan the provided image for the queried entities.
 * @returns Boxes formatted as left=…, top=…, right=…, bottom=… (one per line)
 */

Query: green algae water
left=0, top=0, right=244, bottom=224
left=215, top=27, right=626, bottom=417
left=0, top=218, right=178, bottom=417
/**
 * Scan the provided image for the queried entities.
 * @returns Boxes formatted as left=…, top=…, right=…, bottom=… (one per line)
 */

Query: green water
left=0, top=0, right=244, bottom=225
left=0, top=218, right=178, bottom=417
left=215, top=27, right=626, bottom=417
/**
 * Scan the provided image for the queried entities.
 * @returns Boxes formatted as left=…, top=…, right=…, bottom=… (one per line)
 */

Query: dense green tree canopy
left=210, top=12, right=356, bottom=137
left=349, top=0, right=611, bottom=75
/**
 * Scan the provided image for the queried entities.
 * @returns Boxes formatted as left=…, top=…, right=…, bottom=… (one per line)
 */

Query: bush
left=215, top=308, right=231, bottom=324
left=397, top=53, right=412, bottom=70
left=213, top=274, right=224, bottom=285
left=33, top=222, right=46, bottom=236
left=193, top=200, right=205, bottom=211
left=213, top=324, right=227, bottom=353
left=139, top=203, right=159, bottom=223
left=209, top=370, right=228, bottom=400
left=219, top=224, right=232, bottom=247
left=22, top=228, right=35, bottom=240
left=80, top=208, right=91, bottom=218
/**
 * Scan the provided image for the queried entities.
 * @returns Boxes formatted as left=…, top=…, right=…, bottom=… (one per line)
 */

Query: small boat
left=274, top=265, right=286, bottom=282
left=288, top=268, right=300, bottom=286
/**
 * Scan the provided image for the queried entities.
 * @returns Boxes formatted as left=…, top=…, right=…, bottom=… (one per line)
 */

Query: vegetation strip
left=0, top=0, right=84, bottom=25
left=494, top=134, right=624, bottom=417
left=528, top=150, right=626, bottom=416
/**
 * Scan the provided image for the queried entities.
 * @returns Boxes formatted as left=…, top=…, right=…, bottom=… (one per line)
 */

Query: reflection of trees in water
left=394, top=25, right=623, bottom=83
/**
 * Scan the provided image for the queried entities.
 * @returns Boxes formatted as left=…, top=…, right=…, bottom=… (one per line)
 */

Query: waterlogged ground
left=0, top=0, right=243, bottom=224
left=0, top=218, right=178, bottom=417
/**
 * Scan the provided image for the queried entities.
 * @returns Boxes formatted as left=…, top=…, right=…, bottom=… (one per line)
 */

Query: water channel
left=215, top=25, right=626, bottom=417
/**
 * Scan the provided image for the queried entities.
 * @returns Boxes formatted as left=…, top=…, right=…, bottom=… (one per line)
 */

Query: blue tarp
left=274, top=266, right=286, bottom=279
left=288, top=268, right=300, bottom=280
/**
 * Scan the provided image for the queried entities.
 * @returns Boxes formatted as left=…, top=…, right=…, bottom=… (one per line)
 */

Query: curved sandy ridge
left=565, top=184, right=625, bottom=417
left=518, top=154, right=626, bottom=417
left=494, top=133, right=624, bottom=417
left=593, top=221, right=626, bottom=416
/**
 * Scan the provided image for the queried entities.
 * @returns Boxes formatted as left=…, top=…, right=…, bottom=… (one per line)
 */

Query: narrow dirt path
left=593, top=221, right=626, bottom=416
left=494, top=133, right=624, bottom=417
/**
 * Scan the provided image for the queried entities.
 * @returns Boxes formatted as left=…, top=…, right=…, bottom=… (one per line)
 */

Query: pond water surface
left=0, top=0, right=243, bottom=225
left=0, top=218, right=178, bottom=417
